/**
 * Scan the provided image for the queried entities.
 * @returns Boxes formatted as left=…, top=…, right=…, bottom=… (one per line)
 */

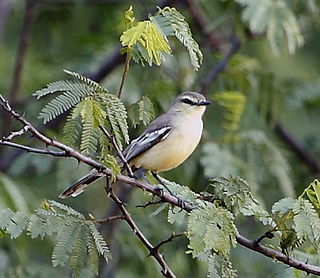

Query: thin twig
left=0, top=141, right=68, bottom=157
left=1, top=96, right=320, bottom=276
left=108, top=189, right=177, bottom=278
left=3, top=126, right=29, bottom=141
left=117, top=51, right=132, bottom=98
left=93, top=215, right=124, bottom=224
left=153, top=232, right=185, bottom=252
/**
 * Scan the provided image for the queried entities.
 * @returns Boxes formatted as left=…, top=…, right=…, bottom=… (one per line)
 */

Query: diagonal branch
left=1, top=95, right=320, bottom=276
left=108, top=189, right=177, bottom=278
left=199, top=36, right=240, bottom=96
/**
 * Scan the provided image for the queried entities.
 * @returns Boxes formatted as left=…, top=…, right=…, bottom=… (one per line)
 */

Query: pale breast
left=131, top=113, right=203, bottom=172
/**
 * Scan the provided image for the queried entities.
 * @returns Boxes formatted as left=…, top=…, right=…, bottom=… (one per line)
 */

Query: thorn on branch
left=136, top=198, right=163, bottom=208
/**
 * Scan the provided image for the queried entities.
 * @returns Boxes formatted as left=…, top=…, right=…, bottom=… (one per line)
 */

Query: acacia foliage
left=1, top=1, right=320, bottom=278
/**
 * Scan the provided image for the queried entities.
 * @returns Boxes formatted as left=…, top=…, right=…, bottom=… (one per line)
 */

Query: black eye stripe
left=181, top=98, right=196, bottom=105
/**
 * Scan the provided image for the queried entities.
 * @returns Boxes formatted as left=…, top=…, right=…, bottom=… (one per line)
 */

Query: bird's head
left=171, top=92, right=211, bottom=115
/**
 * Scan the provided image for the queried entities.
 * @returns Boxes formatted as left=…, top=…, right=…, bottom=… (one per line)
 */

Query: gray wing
left=123, top=113, right=172, bottom=163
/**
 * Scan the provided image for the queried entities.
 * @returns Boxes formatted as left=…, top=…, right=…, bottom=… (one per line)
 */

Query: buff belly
left=130, top=116, right=203, bottom=172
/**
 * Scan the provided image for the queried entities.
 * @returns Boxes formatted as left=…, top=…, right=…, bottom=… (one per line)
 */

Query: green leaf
left=303, top=179, right=320, bottom=209
left=86, top=230, right=99, bottom=275
left=80, top=121, right=98, bottom=155
left=0, top=173, right=29, bottom=211
left=101, top=154, right=121, bottom=182
left=70, top=225, right=88, bottom=278
left=27, top=214, right=52, bottom=239
left=128, top=96, right=155, bottom=128
left=37, top=83, right=94, bottom=124
left=88, top=222, right=111, bottom=262
left=4, top=211, right=29, bottom=239
left=293, top=199, right=320, bottom=249
left=151, top=7, right=203, bottom=70
left=236, top=0, right=304, bottom=54
left=272, top=197, right=295, bottom=216
left=239, top=130, right=295, bottom=198
left=124, top=6, right=135, bottom=28
left=214, top=91, right=246, bottom=133
left=52, top=221, right=80, bottom=267
left=208, top=177, right=272, bottom=226
left=98, top=92, right=129, bottom=149
left=121, top=20, right=171, bottom=66
left=48, top=200, right=85, bottom=219
left=187, top=203, right=237, bottom=257
left=63, top=115, right=81, bottom=146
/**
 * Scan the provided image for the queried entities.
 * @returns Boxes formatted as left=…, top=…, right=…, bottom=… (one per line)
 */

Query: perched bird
left=59, top=92, right=210, bottom=198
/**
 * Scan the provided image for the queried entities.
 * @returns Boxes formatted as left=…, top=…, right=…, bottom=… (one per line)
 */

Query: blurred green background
left=1, top=0, right=320, bottom=277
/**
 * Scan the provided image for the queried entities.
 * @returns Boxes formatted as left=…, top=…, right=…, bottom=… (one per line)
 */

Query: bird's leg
left=151, top=172, right=185, bottom=209
left=151, top=172, right=173, bottom=195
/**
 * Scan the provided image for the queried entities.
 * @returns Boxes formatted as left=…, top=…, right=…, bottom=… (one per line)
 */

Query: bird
left=59, top=91, right=210, bottom=199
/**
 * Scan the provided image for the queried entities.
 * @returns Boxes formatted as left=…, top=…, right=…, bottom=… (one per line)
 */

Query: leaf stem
left=117, top=49, right=132, bottom=99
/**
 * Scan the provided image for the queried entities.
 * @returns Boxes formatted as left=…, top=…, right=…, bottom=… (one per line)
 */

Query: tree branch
left=1, top=92, right=320, bottom=276
left=274, top=122, right=320, bottom=174
left=108, top=189, right=177, bottom=278
left=0, top=141, right=68, bottom=157
left=199, top=36, right=240, bottom=96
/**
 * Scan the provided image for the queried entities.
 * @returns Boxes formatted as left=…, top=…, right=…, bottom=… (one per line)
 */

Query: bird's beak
left=198, top=100, right=211, bottom=106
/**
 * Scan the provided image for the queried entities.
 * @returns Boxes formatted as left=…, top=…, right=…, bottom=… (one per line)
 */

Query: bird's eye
left=181, top=98, right=196, bottom=105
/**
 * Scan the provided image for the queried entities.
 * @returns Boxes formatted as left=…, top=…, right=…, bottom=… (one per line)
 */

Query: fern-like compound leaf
left=88, top=222, right=111, bottom=262
left=70, top=224, right=89, bottom=278
left=187, top=203, right=237, bottom=257
left=128, top=96, right=155, bottom=128
left=121, top=20, right=171, bottom=66
left=52, top=220, right=80, bottom=267
left=235, top=0, right=304, bottom=54
left=86, top=230, right=99, bottom=275
left=151, top=7, right=203, bottom=70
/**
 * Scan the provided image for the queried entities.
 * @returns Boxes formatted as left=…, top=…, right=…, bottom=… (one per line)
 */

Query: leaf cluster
left=121, top=6, right=202, bottom=70
left=34, top=70, right=129, bottom=155
left=236, top=0, right=304, bottom=54
left=0, top=200, right=110, bottom=277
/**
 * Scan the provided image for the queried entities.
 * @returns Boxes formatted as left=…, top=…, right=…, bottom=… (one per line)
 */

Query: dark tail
left=59, top=169, right=104, bottom=199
